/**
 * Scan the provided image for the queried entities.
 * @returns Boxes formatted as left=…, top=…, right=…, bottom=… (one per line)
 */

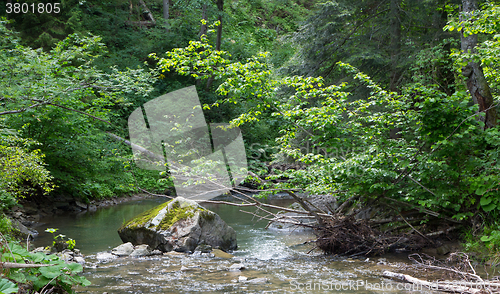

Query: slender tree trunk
left=461, top=0, right=497, bottom=129
left=215, top=0, right=223, bottom=51
left=198, top=4, right=208, bottom=38
left=163, top=0, right=170, bottom=32
left=206, top=0, right=223, bottom=90
left=6, top=0, right=12, bottom=29
left=389, top=0, right=401, bottom=92
left=434, top=3, right=455, bottom=95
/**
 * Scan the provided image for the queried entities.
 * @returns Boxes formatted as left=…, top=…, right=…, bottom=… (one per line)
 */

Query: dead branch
left=426, top=226, right=459, bottom=237
left=0, top=262, right=55, bottom=269
left=285, top=190, right=326, bottom=226
left=398, top=211, right=435, bottom=245
left=0, top=102, right=48, bottom=116
left=239, top=210, right=317, bottom=229
left=409, top=253, right=483, bottom=282
left=382, top=270, right=492, bottom=294
left=335, top=195, right=359, bottom=214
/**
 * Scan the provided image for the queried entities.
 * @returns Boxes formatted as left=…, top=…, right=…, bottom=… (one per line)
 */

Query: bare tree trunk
left=389, top=0, right=401, bottom=92
left=163, top=0, right=170, bottom=32
left=461, top=0, right=497, bottom=129
left=215, top=0, right=223, bottom=51
left=198, top=4, right=208, bottom=38
left=206, top=0, right=223, bottom=90
left=6, top=0, right=12, bottom=29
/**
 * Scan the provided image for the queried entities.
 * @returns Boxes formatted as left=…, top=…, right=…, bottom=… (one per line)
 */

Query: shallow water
left=33, top=196, right=441, bottom=293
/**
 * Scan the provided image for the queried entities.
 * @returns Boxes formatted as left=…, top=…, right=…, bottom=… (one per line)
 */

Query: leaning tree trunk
left=461, top=0, right=497, bottom=129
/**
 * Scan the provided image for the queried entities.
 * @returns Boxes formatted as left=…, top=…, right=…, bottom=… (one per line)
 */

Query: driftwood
left=381, top=253, right=500, bottom=294
left=382, top=270, right=498, bottom=294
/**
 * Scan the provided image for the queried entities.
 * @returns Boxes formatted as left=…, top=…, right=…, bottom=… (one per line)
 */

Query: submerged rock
left=211, top=249, right=234, bottom=259
left=247, top=277, right=268, bottom=284
left=118, top=197, right=237, bottom=253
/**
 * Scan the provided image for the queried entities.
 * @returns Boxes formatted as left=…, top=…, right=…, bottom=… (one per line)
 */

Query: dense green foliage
left=0, top=241, right=90, bottom=293
left=151, top=0, right=500, bottom=257
left=2, top=0, right=500, bottom=272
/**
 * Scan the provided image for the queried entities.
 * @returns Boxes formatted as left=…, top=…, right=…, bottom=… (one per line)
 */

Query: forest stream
left=32, top=196, right=441, bottom=294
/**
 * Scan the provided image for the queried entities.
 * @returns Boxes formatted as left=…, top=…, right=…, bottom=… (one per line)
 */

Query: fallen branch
left=285, top=190, right=326, bottom=226
left=409, top=253, right=483, bottom=282
left=382, top=270, right=496, bottom=294
left=0, top=262, right=55, bottom=269
left=239, top=210, right=317, bottom=229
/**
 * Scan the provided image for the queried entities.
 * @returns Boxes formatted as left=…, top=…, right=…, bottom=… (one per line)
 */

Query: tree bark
left=163, top=0, right=170, bottom=32
left=198, top=4, right=208, bottom=38
left=215, top=0, right=223, bottom=51
left=461, top=0, right=497, bottom=129
left=389, top=0, right=401, bottom=92
left=6, top=0, right=12, bottom=29
left=206, top=0, right=223, bottom=90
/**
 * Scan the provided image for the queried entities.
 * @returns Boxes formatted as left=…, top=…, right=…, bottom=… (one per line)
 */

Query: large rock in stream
left=118, top=197, right=237, bottom=253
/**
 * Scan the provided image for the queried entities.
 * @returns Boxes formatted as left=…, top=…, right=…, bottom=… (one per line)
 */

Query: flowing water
left=33, top=196, right=441, bottom=293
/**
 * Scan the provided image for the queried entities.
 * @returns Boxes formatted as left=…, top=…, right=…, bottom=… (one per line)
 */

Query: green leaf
left=39, top=265, right=63, bottom=279
left=65, top=262, right=83, bottom=273
left=476, top=187, right=489, bottom=196
left=481, top=235, right=493, bottom=242
left=480, top=196, right=492, bottom=205
left=0, top=278, right=18, bottom=294
left=483, top=203, right=497, bottom=212
left=7, top=271, right=26, bottom=283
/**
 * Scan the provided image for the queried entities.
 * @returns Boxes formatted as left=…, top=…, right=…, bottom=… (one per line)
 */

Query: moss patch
left=119, top=198, right=202, bottom=231
left=120, top=200, right=171, bottom=230
left=200, top=209, right=215, bottom=221
left=158, top=205, right=196, bottom=230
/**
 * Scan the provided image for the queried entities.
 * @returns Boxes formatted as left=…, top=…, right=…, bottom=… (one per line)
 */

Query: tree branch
left=0, top=102, right=47, bottom=116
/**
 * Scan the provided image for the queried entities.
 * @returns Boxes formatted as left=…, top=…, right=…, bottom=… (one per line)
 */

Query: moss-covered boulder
left=117, top=197, right=237, bottom=253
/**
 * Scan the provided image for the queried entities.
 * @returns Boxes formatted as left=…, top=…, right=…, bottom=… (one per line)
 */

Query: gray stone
left=247, top=278, right=268, bottom=284
left=32, top=247, right=51, bottom=254
left=238, top=276, right=248, bottom=282
left=118, top=197, right=237, bottom=253
left=58, top=252, right=73, bottom=261
left=23, top=205, right=39, bottom=215
left=61, top=249, right=74, bottom=256
left=180, top=266, right=199, bottom=271
left=130, top=244, right=151, bottom=257
left=194, top=244, right=212, bottom=253
left=96, top=252, right=118, bottom=261
left=75, top=201, right=88, bottom=210
left=228, top=263, right=245, bottom=271
left=112, top=242, right=135, bottom=256
left=74, top=256, right=85, bottom=264
left=10, top=219, right=38, bottom=239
